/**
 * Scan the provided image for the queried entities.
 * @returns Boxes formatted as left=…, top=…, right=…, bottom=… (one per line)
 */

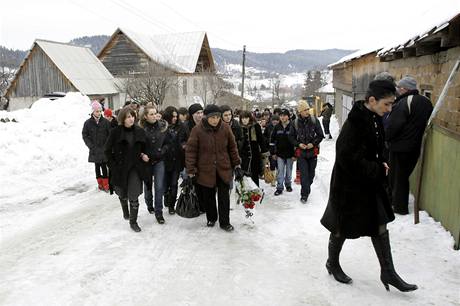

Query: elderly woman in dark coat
left=186, top=104, right=243, bottom=231
left=105, top=106, right=150, bottom=232
left=320, top=80, right=417, bottom=292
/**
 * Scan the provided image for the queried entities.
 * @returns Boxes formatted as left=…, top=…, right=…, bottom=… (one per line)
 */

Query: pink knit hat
left=91, top=100, right=102, bottom=112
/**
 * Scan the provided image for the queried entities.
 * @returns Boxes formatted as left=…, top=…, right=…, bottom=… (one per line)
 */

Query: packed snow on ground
left=0, top=95, right=459, bottom=306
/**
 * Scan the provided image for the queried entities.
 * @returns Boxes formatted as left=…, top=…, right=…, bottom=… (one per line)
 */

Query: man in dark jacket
left=319, top=103, right=333, bottom=139
left=289, top=100, right=324, bottom=203
left=386, top=76, right=433, bottom=215
left=270, top=109, right=295, bottom=195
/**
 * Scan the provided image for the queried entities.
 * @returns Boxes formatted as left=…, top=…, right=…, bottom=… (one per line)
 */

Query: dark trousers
left=95, top=162, right=108, bottom=178
left=389, top=151, right=419, bottom=214
left=199, top=175, right=230, bottom=226
left=298, top=157, right=317, bottom=198
left=322, top=119, right=331, bottom=135
left=164, top=168, right=180, bottom=205
left=250, top=170, right=260, bottom=187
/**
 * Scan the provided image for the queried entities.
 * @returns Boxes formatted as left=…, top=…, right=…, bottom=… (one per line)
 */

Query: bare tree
left=0, top=67, right=12, bottom=96
left=114, top=62, right=178, bottom=109
left=197, top=70, right=230, bottom=106
left=303, top=70, right=325, bottom=96
left=0, top=65, right=14, bottom=109
left=269, top=76, right=281, bottom=108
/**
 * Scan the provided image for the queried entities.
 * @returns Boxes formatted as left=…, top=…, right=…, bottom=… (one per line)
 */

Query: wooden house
left=98, top=28, right=216, bottom=109
left=329, top=12, right=460, bottom=248
left=4, top=40, right=119, bottom=111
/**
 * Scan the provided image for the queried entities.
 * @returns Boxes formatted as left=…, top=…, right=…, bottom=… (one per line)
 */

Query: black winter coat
left=270, top=122, right=295, bottom=159
left=386, top=90, right=433, bottom=153
left=229, top=119, right=243, bottom=150
left=289, top=115, right=324, bottom=159
left=320, top=101, right=395, bottom=239
left=320, top=105, right=333, bottom=121
left=164, top=122, right=184, bottom=172
left=104, top=125, right=150, bottom=191
left=263, top=122, right=275, bottom=149
left=82, top=116, right=111, bottom=163
left=240, top=123, right=268, bottom=175
left=143, top=120, right=169, bottom=164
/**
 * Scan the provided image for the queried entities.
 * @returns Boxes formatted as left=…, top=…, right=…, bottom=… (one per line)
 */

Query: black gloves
left=180, top=175, right=196, bottom=187
left=234, top=167, right=244, bottom=181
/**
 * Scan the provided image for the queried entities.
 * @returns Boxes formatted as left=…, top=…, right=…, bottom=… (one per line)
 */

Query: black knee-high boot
left=371, top=230, right=417, bottom=292
left=326, top=233, right=352, bottom=284
left=119, top=198, right=129, bottom=220
left=129, top=200, right=141, bottom=232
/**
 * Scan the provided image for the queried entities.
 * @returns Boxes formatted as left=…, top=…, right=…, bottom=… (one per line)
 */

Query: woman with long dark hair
left=105, top=106, right=150, bottom=232
left=140, top=106, right=169, bottom=224
left=320, top=80, right=417, bottom=292
left=239, top=110, right=268, bottom=186
left=162, top=106, right=184, bottom=214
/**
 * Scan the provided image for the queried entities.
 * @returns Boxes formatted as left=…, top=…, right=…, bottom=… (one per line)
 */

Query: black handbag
left=176, top=179, right=201, bottom=218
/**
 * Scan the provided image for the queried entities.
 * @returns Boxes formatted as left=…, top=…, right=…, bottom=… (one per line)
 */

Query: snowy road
left=1, top=99, right=459, bottom=305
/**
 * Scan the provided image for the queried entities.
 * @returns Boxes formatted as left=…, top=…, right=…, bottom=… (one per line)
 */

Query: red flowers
left=236, top=176, right=264, bottom=215
left=243, top=202, right=255, bottom=209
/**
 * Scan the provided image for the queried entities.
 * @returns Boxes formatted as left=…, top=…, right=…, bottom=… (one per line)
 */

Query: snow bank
left=0, top=93, right=94, bottom=213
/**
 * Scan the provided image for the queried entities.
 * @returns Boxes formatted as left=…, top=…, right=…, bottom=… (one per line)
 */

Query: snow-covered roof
left=378, top=12, right=460, bottom=57
left=327, top=47, right=381, bottom=68
left=109, top=28, right=211, bottom=74
left=32, top=40, right=118, bottom=95
left=329, top=10, right=460, bottom=68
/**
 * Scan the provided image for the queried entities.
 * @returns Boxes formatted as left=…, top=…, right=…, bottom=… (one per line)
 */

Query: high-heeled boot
left=371, top=230, right=417, bottom=292
left=325, top=233, right=352, bottom=284
left=129, top=200, right=141, bottom=232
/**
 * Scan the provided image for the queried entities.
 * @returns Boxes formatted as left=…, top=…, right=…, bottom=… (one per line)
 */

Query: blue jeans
left=144, top=161, right=165, bottom=215
left=298, top=157, right=317, bottom=198
left=276, top=157, right=293, bottom=191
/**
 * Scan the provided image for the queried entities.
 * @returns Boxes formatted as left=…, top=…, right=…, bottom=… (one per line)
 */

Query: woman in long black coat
left=320, top=80, right=417, bottom=292
left=239, top=110, right=268, bottom=186
left=162, top=106, right=184, bottom=215
left=105, top=106, right=150, bottom=232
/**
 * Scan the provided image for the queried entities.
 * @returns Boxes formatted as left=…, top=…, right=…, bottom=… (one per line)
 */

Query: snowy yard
left=0, top=95, right=459, bottom=306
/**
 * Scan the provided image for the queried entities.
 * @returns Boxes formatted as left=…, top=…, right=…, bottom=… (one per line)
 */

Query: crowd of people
left=81, top=73, right=432, bottom=292
left=82, top=99, right=327, bottom=232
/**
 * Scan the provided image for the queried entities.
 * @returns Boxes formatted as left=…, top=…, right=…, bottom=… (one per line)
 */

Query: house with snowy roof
left=328, top=12, right=460, bottom=249
left=98, top=28, right=217, bottom=108
left=4, top=40, right=120, bottom=111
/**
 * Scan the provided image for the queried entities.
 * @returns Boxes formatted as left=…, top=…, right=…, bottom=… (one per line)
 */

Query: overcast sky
left=1, top=0, right=459, bottom=53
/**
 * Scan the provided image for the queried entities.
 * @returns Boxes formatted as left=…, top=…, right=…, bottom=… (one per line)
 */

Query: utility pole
left=241, top=45, right=246, bottom=109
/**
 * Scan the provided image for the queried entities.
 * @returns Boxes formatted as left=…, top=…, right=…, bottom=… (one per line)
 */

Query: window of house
left=193, top=79, right=198, bottom=92
left=182, top=79, right=187, bottom=95
left=342, top=95, right=353, bottom=126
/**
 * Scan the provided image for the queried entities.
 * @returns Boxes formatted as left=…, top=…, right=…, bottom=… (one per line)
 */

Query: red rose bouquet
left=236, top=176, right=264, bottom=221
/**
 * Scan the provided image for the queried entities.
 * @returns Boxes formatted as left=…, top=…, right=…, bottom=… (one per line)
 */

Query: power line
left=158, top=1, right=242, bottom=49
left=109, top=0, right=177, bottom=33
